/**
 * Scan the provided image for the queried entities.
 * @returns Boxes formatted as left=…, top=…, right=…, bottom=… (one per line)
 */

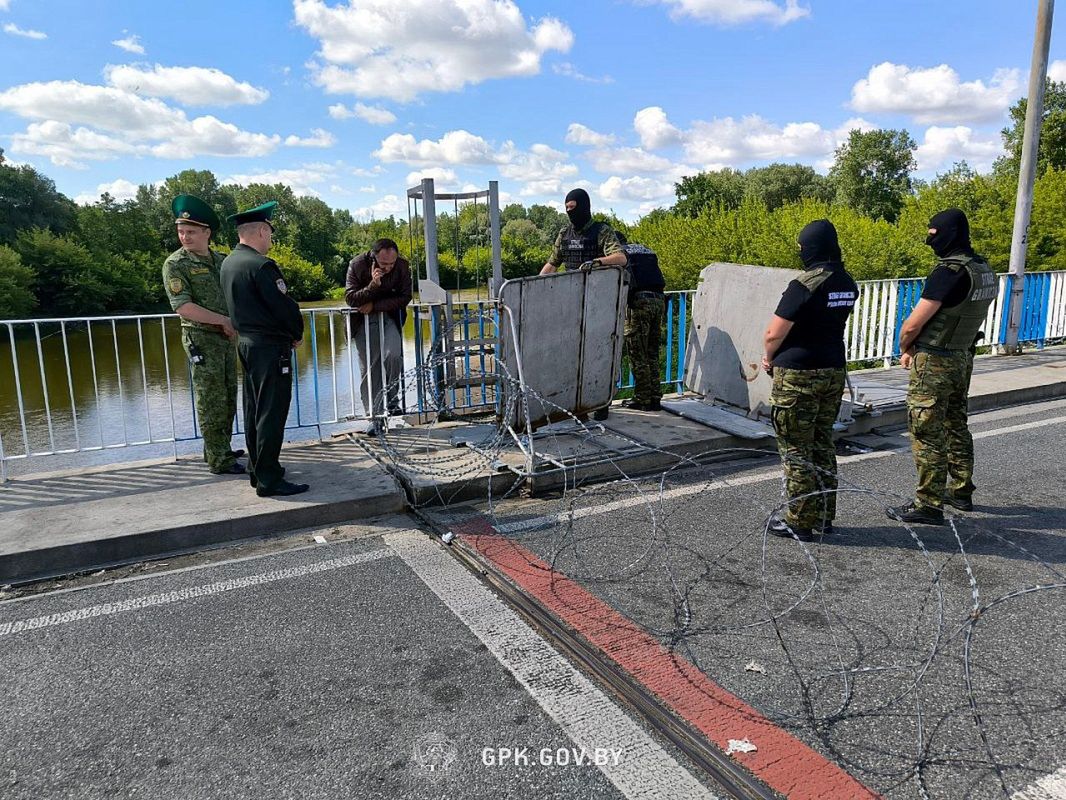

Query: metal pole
left=422, top=178, right=440, bottom=286
left=1005, top=0, right=1055, bottom=353
left=488, top=180, right=503, bottom=300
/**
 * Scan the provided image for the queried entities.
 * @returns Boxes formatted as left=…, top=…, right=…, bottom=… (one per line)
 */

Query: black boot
left=886, top=502, right=945, bottom=525
left=769, top=518, right=815, bottom=542
left=943, top=492, right=974, bottom=511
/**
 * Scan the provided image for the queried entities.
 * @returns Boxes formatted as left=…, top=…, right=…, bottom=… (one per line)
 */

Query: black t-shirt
left=921, top=263, right=970, bottom=308
left=772, top=262, right=859, bottom=369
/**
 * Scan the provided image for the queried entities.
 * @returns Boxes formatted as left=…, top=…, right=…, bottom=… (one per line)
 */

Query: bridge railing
left=2, top=274, right=1064, bottom=477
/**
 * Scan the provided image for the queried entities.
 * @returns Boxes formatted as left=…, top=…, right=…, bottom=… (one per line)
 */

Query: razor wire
left=353, top=308, right=1066, bottom=800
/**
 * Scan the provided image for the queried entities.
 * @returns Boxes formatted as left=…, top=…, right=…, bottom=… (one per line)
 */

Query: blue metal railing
left=5, top=274, right=1064, bottom=476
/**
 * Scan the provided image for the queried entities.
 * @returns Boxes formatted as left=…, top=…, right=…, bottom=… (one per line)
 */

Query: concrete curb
left=1, top=483, right=406, bottom=586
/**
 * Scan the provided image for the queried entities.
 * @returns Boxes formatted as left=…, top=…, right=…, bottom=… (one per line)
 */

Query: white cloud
left=585, top=146, right=677, bottom=174
left=565, top=123, right=615, bottom=147
left=498, top=143, right=579, bottom=197
left=684, top=114, right=843, bottom=166
left=353, top=193, right=406, bottom=220
left=104, top=64, right=269, bottom=106
left=0, top=79, right=281, bottom=165
left=3, top=23, right=46, bottom=39
left=649, top=0, right=809, bottom=26
left=375, top=130, right=501, bottom=165
left=851, top=62, right=1020, bottom=124
left=634, top=106, right=683, bottom=149
left=74, top=178, right=141, bottom=205
left=329, top=102, right=397, bottom=125
left=405, top=167, right=458, bottom=187
left=599, top=175, right=676, bottom=203
left=552, top=63, right=613, bottom=84
left=284, top=128, right=336, bottom=148
left=0, top=1, right=11, bottom=10
left=112, top=33, right=145, bottom=55
left=915, top=126, right=1003, bottom=173
left=223, top=165, right=335, bottom=197
left=1048, top=60, right=1066, bottom=83
left=293, top=0, right=573, bottom=101
left=10, top=121, right=141, bottom=169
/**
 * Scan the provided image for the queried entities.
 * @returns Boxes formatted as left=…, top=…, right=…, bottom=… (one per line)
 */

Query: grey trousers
left=354, top=314, right=404, bottom=416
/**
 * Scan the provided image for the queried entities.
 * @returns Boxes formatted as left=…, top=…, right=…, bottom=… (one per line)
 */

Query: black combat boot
left=943, top=492, right=974, bottom=511
left=886, top=502, right=945, bottom=525
left=768, top=518, right=815, bottom=542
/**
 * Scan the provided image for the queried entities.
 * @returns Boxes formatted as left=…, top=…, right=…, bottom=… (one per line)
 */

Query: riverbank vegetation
left=3, top=82, right=1066, bottom=320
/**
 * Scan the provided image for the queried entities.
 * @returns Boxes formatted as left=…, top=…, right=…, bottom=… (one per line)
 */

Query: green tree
left=0, top=148, right=76, bottom=246
left=526, top=204, right=567, bottom=239
left=16, top=229, right=109, bottom=314
left=270, top=243, right=331, bottom=301
left=997, top=80, right=1066, bottom=177
left=673, top=169, right=747, bottom=217
left=829, top=128, right=917, bottom=222
left=744, top=163, right=832, bottom=210
left=0, top=244, right=37, bottom=318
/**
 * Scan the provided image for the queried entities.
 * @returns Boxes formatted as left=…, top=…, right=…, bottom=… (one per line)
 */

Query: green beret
left=228, top=201, right=278, bottom=229
left=172, top=194, right=220, bottom=230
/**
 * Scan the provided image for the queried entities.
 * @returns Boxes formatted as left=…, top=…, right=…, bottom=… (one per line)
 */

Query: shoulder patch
left=168, top=278, right=184, bottom=294
left=276, top=278, right=288, bottom=295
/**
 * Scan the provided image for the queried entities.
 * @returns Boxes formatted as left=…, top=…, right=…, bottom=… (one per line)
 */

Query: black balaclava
left=926, top=208, right=973, bottom=258
left=797, top=219, right=842, bottom=268
left=565, top=188, right=592, bottom=230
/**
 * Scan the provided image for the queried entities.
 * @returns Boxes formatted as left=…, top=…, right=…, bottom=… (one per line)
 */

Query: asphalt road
left=0, top=522, right=717, bottom=800
left=467, top=397, right=1066, bottom=800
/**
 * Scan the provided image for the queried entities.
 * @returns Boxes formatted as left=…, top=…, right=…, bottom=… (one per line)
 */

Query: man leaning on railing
left=345, top=238, right=413, bottom=435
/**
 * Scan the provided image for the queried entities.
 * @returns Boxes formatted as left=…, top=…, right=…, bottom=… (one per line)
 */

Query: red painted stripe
left=451, top=516, right=880, bottom=800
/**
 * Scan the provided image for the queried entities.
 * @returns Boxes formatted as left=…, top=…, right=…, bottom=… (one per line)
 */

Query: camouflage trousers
left=770, top=367, right=846, bottom=529
left=183, top=328, right=238, bottom=473
left=907, top=349, right=976, bottom=510
left=624, top=295, right=665, bottom=404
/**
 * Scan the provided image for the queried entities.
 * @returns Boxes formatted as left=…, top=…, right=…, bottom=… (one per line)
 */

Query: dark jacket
left=344, top=251, right=413, bottom=331
left=220, top=243, right=304, bottom=345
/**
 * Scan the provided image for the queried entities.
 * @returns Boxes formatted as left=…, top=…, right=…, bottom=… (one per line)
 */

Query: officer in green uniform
left=162, top=194, right=244, bottom=475
left=220, top=202, right=309, bottom=497
left=616, top=233, right=666, bottom=411
left=888, top=209, right=996, bottom=525
left=762, top=220, right=858, bottom=542
left=540, top=188, right=627, bottom=420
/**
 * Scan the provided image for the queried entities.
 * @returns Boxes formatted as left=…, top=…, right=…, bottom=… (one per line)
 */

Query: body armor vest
left=623, top=244, right=666, bottom=293
left=917, top=255, right=997, bottom=352
left=561, top=221, right=609, bottom=270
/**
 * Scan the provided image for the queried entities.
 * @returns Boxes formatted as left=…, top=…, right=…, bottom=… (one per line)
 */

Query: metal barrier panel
left=4, top=271, right=1066, bottom=476
left=498, top=268, right=627, bottom=428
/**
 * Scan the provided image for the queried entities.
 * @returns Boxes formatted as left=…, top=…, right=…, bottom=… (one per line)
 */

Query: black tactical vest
left=623, top=244, right=666, bottom=293
left=561, top=221, right=609, bottom=270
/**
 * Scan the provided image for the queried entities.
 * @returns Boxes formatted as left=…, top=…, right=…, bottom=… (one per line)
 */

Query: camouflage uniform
left=770, top=367, right=847, bottom=530
left=625, top=296, right=665, bottom=405
left=908, top=351, right=976, bottom=509
left=547, top=222, right=623, bottom=270
left=162, top=248, right=238, bottom=473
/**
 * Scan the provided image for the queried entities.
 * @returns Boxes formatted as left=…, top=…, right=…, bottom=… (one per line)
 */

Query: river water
left=0, top=303, right=445, bottom=478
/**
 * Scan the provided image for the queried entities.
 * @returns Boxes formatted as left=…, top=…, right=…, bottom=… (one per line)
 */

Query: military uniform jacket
left=220, top=244, right=304, bottom=345
left=547, top=221, right=623, bottom=270
left=162, top=248, right=228, bottom=333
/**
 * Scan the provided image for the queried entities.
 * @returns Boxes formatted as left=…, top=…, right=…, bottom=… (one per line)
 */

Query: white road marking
left=0, top=548, right=392, bottom=637
left=385, top=530, right=718, bottom=800
left=1012, top=765, right=1066, bottom=800
left=493, top=411, right=1066, bottom=533
left=972, top=415, right=1066, bottom=440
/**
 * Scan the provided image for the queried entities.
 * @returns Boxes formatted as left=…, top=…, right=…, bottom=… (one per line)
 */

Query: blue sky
left=0, top=0, right=1059, bottom=221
